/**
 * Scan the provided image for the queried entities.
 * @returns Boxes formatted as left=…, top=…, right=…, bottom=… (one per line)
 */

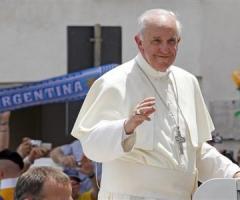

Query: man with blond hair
left=15, top=166, right=73, bottom=200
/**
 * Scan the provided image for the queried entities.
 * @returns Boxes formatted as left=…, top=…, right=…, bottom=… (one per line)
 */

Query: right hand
left=28, top=147, right=50, bottom=163
left=77, top=155, right=95, bottom=176
left=17, top=137, right=32, bottom=158
left=124, top=97, right=156, bottom=134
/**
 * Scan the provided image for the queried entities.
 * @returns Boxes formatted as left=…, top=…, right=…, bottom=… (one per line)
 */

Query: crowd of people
left=1, top=8, right=240, bottom=200
left=0, top=111, right=100, bottom=200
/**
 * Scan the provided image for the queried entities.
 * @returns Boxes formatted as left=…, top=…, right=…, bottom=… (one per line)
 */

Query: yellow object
left=232, top=70, right=240, bottom=88
left=77, top=191, right=92, bottom=200
left=0, top=187, right=15, bottom=200
left=0, top=178, right=18, bottom=200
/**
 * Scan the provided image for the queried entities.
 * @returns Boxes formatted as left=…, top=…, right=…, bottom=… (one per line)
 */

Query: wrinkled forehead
left=140, top=13, right=179, bottom=38
left=145, top=14, right=177, bottom=31
left=142, top=22, right=179, bottom=42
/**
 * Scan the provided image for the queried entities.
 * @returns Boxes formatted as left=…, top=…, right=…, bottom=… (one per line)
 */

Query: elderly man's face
left=135, top=16, right=180, bottom=72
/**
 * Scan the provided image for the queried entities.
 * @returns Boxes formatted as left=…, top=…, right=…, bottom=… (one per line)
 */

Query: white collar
left=135, top=53, right=171, bottom=78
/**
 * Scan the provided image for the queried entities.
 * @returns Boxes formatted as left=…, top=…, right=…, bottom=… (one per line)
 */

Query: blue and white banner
left=0, top=64, right=118, bottom=112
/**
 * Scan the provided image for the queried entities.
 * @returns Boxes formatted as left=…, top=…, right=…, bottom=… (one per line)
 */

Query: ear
left=177, top=37, right=181, bottom=44
left=134, top=34, right=144, bottom=53
left=175, top=37, right=181, bottom=50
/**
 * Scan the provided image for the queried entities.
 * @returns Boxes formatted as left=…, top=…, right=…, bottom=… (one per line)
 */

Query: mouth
left=155, top=54, right=170, bottom=58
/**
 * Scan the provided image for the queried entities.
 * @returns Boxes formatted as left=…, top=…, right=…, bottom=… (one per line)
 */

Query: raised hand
left=124, top=97, right=156, bottom=134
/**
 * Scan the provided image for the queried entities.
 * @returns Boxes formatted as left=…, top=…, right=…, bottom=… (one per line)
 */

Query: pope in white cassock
left=71, top=8, right=240, bottom=200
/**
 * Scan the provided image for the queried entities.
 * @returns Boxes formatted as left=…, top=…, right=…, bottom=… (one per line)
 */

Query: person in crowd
left=0, top=111, right=50, bottom=172
left=50, top=140, right=99, bottom=193
left=71, top=8, right=240, bottom=200
left=15, top=137, right=50, bottom=172
left=220, top=149, right=238, bottom=164
left=14, top=166, right=73, bottom=200
left=0, top=149, right=24, bottom=180
left=16, top=137, right=32, bottom=159
left=0, top=112, right=11, bottom=151
left=0, top=149, right=24, bottom=200
left=65, top=155, right=99, bottom=200
left=236, top=149, right=240, bottom=166
left=50, top=140, right=83, bottom=169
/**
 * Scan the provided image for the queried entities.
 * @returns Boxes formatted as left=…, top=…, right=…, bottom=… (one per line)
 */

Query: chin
left=153, top=64, right=170, bottom=72
left=150, top=59, right=172, bottom=70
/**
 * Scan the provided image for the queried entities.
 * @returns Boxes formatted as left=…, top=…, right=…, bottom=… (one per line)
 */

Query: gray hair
left=14, top=166, right=70, bottom=200
left=137, top=9, right=182, bottom=38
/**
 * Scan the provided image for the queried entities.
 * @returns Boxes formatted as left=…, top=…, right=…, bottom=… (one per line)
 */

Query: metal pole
left=90, top=24, right=102, bottom=67
left=237, top=179, right=240, bottom=200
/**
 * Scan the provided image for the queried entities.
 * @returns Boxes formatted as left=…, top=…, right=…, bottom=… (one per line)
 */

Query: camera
left=30, top=139, right=42, bottom=147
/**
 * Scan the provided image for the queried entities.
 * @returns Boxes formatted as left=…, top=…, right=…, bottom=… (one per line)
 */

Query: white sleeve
left=197, top=142, right=240, bottom=182
left=79, top=119, right=136, bottom=162
left=71, top=73, right=138, bottom=163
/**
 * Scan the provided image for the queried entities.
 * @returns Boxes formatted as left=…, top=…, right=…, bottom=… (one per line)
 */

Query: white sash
left=99, top=159, right=197, bottom=200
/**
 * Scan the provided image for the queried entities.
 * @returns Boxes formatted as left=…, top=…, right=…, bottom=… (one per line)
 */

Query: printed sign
left=0, top=64, right=117, bottom=112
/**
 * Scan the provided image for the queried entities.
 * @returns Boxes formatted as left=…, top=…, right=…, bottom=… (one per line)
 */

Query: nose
left=158, top=42, right=170, bottom=54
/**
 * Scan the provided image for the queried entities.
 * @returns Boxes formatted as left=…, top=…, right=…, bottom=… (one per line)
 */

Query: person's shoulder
left=96, top=58, right=135, bottom=85
left=85, top=59, right=135, bottom=96
left=72, top=140, right=81, bottom=146
left=103, top=59, right=134, bottom=79
left=71, top=140, right=82, bottom=149
left=171, top=65, right=197, bottom=80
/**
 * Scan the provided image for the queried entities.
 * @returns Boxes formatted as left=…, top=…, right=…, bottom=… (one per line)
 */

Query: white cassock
left=71, top=54, right=240, bottom=200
